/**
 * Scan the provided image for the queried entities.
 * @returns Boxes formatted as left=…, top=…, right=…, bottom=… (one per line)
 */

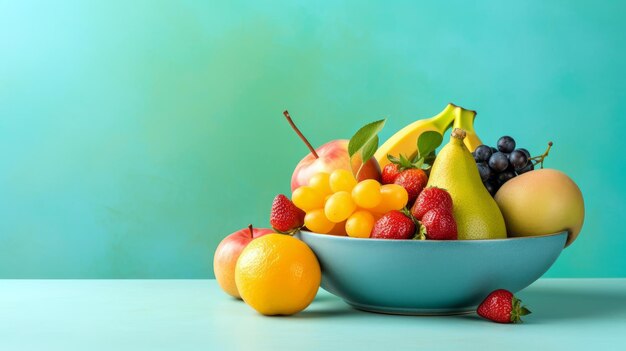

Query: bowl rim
left=298, top=230, right=568, bottom=243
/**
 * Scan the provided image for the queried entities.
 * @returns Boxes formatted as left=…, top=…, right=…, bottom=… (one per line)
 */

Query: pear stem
left=248, top=224, right=254, bottom=239
left=283, top=110, right=319, bottom=159
left=451, top=128, right=467, bottom=140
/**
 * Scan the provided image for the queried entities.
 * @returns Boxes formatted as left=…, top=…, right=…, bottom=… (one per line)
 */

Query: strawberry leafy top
left=387, top=130, right=443, bottom=171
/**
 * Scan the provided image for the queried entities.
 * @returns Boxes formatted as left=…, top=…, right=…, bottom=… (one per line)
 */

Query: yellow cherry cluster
left=292, top=169, right=409, bottom=238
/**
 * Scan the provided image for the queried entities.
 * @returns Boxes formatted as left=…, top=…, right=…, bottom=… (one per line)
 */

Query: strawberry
left=393, top=168, right=428, bottom=205
left=419, top=207, right=457, bottom=240
left=381, top=163, right=402, bottom=184
left=383, top=153, right=421, bottom=185
left=411, top=187, right=453, bottom=220
left=477, top=289, right=531, bottom=323
left=270, top=194, right=305, bottom=234
left=371, top=210, right=416, bottom=239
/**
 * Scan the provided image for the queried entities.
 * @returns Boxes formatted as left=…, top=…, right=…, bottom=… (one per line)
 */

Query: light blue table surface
left=0, top=279, right=624, bottom=350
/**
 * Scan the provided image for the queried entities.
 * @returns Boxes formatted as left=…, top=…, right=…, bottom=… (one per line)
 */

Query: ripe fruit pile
left=368, top=186, right=458, bottom=240
left=213, top=103, right=585, bottom=321
left=290, top=160, right=460, bottom=240
left=292, top=169, right=409, bottom=237
left=473, top=136, right=553, bottom=196
left=381, top=156, right=429, bottom=205
left=411, top=187, right=457, bottom=240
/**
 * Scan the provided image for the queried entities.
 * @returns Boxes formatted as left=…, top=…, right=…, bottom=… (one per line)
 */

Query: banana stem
left=283, top=110, right=319, bottom=159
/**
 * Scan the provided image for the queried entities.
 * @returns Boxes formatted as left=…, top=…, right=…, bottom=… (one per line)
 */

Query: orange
left=235, top=234, right=321, bottom=316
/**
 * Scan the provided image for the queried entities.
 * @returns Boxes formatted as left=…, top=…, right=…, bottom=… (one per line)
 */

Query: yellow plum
left=494, top=169, right=584, bottom=247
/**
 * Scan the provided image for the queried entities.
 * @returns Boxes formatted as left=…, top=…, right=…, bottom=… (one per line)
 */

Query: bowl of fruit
left=280, top=104, right=584, bottom=314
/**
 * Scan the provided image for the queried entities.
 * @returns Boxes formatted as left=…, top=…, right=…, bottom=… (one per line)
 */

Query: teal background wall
left=1, top=1, right=624, bottom=278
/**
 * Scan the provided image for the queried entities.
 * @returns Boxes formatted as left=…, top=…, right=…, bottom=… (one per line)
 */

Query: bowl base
left=345, top=300, right=476, bottom=316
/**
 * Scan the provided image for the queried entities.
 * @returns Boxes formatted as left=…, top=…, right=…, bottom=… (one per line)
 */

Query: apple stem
left=248, top=224, right=254, bottom=239
left=283, top=110, right=319, bottom=159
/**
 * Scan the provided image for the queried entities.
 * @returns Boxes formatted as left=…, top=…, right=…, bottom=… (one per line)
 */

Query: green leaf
left=414, top=158, right=424, bottom=169
left=387, top=154, right=401, bottom=164
left=348, top=119, right=386, bottom=158
left=360, top=135, right=379, bottom=162
left=399, top=154, right=410, bottom=165
left=423, top=151, right=437, bottom=166
left=410, top=152, right=421, bottom=164
left=417, top=225, right=427, bottom=240
left=388, top=152, right=422, bottom=171
left=417, top=131, right=443, bottom=159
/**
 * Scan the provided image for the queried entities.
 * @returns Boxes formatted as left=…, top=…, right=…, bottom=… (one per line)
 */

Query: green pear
left=427, top=128, right=507, bottom=240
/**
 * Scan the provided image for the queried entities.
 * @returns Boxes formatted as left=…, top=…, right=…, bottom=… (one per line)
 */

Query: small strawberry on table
left=477, top=289, right=532, bottom=323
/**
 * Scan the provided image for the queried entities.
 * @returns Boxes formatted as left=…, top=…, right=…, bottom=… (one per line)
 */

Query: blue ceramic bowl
left=297, top=230, right=567, bottom=315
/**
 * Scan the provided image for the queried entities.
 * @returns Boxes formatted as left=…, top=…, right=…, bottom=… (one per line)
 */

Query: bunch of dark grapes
left=473, top=136, right=537, bottom=196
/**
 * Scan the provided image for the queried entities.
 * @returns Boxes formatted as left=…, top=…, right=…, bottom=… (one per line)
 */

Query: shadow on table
left=301, top=283, right=626, bottom=321
left=522, top=285, right=626, bottom=322
left=311, top=294, right=336, bottom=303
left=459, top=283, right=626, bottom=323
left=289, top=294, right=365, bottom=319
left=292, top=308, right=358, bottom=319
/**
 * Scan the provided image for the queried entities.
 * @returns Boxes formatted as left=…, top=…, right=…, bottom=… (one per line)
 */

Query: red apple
left=290, top=139, right=381, bottom=191
left=283, top=111, right=381, bottom=191
left=213, top=225, right=273, bottom=299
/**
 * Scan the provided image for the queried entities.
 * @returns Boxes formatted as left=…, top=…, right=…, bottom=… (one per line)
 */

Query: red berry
left=411, top=187, right=453, bottom=220
left=270, top=194, right=305, bottom=233
left=394, top=168, right=428, bottom=205
left=371, top=210, right=416, bottom=239
left=420, top=207, right=457, bottom=240
left=381, top=163, right=401, bottom=184
left=477, top=289, right=531, bottom=323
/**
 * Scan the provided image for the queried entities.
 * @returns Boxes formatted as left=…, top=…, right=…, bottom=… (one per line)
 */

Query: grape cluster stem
left=529, top=142, right=553, bottom=169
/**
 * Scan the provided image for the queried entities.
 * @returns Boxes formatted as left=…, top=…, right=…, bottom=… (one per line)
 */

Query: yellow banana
left=375, top=104, right=457, bottom=168
left=375, top=103, right=485, bottom=167
left=452, top=107, right=483, bottom=152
